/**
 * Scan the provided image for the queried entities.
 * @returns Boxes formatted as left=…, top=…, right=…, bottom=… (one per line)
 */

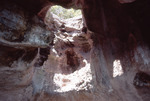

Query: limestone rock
left=0, top=0, right=150, bottom=101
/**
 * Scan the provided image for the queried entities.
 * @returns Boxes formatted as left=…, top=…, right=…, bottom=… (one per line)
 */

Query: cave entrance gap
left=42, top=5, right=93, bottom=93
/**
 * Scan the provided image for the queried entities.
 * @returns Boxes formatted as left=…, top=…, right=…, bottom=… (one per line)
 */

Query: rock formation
left=0, top=0, right=150, bottom=101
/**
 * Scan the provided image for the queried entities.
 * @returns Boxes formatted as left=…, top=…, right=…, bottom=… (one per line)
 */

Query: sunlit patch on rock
left=113, top=60, right=124, bottom=77
left=53, top=59, right=93, bottom=92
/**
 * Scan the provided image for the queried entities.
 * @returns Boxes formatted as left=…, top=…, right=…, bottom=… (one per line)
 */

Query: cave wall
left=82, top=0, right=150, bottom=101
left=0, top=0, right=53, bottom=98
left=0, top=0, right=150, bottom=101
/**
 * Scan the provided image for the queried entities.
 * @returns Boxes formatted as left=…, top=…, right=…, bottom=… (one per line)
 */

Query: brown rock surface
left=0, top=0, right=150, bottom=101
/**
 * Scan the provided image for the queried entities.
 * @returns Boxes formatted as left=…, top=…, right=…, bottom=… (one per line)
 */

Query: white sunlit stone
left=51, top=47, right=59, bottom=58
left=113, top=60, right=124, bottom=77
left=53, top=59, right=93, bottom=92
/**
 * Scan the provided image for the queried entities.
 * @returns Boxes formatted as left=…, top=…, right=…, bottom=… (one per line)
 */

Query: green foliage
left=50, top=6, right=81, bottom=19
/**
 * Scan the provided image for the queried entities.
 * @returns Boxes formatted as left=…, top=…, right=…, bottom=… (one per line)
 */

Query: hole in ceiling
left=41, top=5, right=93, bottom=93
left=50, top=5, right=82, bottom=19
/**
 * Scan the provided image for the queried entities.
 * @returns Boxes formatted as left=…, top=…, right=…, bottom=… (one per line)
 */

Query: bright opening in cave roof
left=41, top=5, right=93, bottom=93
left=50, top=5, right=82, bottom=19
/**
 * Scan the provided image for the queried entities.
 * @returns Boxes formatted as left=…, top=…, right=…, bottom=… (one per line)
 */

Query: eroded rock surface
left=0, top=0, right=150, bottom=101
left=0, top=0, right=54, bottom=96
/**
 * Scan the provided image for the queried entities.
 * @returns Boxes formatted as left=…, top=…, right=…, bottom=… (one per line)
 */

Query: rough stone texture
left=118, top=0, right=136, bottom=3
left=0, top=0, right=150, bottom=101
left=0, top=0, right=54, bottom=96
